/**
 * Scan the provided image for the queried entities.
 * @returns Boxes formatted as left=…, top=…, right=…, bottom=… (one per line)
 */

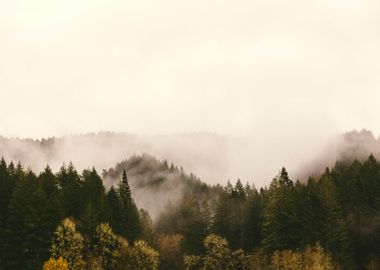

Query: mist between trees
left=1, top=149, right=380, bottom=269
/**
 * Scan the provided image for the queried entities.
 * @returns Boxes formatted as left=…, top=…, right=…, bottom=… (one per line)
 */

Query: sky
left=0, top=0, right=380, bottom=181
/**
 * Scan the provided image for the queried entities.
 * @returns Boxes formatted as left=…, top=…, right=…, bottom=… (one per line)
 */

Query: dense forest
left=1, top=152, right=380, bottom=269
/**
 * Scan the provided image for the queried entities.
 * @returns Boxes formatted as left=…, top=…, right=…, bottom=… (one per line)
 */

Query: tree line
left=0, top=154, right=380, bottom=269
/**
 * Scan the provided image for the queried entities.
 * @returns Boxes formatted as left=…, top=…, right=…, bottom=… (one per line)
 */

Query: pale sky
left=1, top=0, right=380, bottom=141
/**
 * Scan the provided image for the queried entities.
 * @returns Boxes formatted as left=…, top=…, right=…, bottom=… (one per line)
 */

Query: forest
left=0, top=153, right=380, bottom=270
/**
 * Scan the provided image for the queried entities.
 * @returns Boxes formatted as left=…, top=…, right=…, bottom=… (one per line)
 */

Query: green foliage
left=56, top=164, right=82, bottom=218
left=319, top=175, right=353, bottom=267
left=184, top=255, right=202, bottom=270
left=246, top=244, right=337, bottom=270
left=118, top=170, right=142, bottom=242
left=184, top=234, right=249, bottom=270
left=92, top=223, right=120, bottom=270
left=105, top=187, right=123, bottom=235
left=123, top=240, right=159, bottom=270
left=51, top=218, right=85, bottom=270
left=80, top=168, right=106, bottom=235
left=140, top=209, right=156, bottom=246
left=262, top=169, right=299, bottom=252
left=0, top=154, right=380, bottom=268
left=3, top=170, right=51, bottom=269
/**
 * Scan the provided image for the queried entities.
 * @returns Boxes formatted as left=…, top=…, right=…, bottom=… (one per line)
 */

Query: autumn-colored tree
left=115, top=236, right=159, bottom=270
left=93, top=223, right=120, bottom=270
left=50, top=218, right=85, bottom=270
left=42, top=257, right=69, bottom=270
left=184, top=234, right=249, bottom=270
left=157, top=234, right=184, bottom=269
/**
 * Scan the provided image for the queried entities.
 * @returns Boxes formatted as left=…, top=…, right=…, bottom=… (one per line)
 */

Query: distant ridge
left=296, top=129, right=380, bottom=180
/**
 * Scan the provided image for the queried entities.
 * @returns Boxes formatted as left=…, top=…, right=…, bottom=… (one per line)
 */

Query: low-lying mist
left=0, top=132, right=275, bottom=186
left=0, top=130, right=378, bottom=188
left=295, top=129, right=380, bottom=180
left=1, top=129, right=379, bottom=219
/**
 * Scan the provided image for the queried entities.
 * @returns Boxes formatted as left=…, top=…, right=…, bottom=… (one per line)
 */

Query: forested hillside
left=0, top=132, right=244, bottom=184
left=1, top=154, right=380, bottom=269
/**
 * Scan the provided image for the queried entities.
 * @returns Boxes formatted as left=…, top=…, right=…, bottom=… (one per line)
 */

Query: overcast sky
left=1, top=0, right=379, bottom=142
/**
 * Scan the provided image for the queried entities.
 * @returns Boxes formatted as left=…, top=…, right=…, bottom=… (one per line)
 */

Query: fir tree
left=118, top=170, right=142, bottom=242
left=262, top=169, right=299, bottom=253
left=105, top=186, right=123, bottom=236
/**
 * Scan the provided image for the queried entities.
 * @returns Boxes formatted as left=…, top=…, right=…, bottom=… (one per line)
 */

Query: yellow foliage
left=42, top=257, right=69, bottom=270
left=157, top=234, right=184, bottom=269
left=247, top=244, right=338, bottom=270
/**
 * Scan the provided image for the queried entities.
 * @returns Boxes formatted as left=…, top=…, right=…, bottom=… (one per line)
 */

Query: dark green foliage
left=80, top=168, right=106, bottom=235
left=3, top=170, right=52, bottom=269
left=105, top=186, right=123, bottom=236
left=0, top=160, right=143, bottom=269
left=319, top=176, right=353, bottom=268
left=1, top=154, right=380, bottom=269
left=242, top=188, right=263, bottom=251
left=262, top=171, right=299, bottom=252
left=118, top=170, right=142, bottom=242
left=56, top=163, right=83, bottom=218
left=213, top=180, right=251, bottom=249
left=157, top=195, right=209, bottom=255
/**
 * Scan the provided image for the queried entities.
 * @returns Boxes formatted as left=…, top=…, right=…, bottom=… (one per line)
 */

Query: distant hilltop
left=295, top=129, right=380, bottom=180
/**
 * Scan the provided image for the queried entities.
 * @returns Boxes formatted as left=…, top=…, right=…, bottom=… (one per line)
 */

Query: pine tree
left=57, top=164, right=83, bottom=218
left=80, top=168, right=105, bottom=235
left=2, top=169, right=35, bottom=269
left=262, top=168, right=299, bottom=252
left=23, top=187, right=52, bottom=269
left=118, top=170, right=142, bottom=242
left=105, top=187, right=123, bottom=235
left=319, top=176, right=353, bottom=268
left=139, top=209, right=155, bottom=246
left=0, top=158, right=12, bottom=266
left=243, top=188, right=263, bottom=251
left=39, top=166, right=62, bottom=235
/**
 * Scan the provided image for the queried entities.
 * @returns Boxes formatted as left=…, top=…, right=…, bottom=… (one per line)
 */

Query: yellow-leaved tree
left=42, top=257, right=69, bottom=270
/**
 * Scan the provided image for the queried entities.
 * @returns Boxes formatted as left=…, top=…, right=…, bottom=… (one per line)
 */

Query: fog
left=1, top=0, right=380, bottom=186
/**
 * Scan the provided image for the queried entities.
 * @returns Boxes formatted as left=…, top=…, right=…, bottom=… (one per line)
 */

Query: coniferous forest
left=0, top=153, right=380, bottom=269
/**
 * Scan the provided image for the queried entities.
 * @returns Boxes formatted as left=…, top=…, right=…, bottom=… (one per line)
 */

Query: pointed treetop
left=120, top=169, right=131, bottom=196
left=0, top=157, right=7, bottom=171
left=368, top=153, right=377, bottom=163
left=278, top=167, right=293, bottom=187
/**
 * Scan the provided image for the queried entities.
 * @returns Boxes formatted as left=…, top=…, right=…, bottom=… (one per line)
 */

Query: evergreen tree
left=118, top=170, right=142, bottom=242
left=0, top=158, right=12, bottom=266
left=38, top=166, right=62, bottom=236
left=105, top=186, right=123, bottom=235
left=140, top=209, right=156, bottom=246
left=243, top=188, right=263, bottom=251
left=57, top=164, right=83, bottom=218
left=23, top=187, right=52, bottom=269
left=2, top=169, right=35, bottom=269
left=262, top=168, right=299, bottom=253
left=80, top=168, right=105, bottom=235
left=319, top=176, right=353, bottom=268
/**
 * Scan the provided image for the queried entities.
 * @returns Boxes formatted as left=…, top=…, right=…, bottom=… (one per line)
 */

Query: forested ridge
left=1, top=153, right=380, bottom=269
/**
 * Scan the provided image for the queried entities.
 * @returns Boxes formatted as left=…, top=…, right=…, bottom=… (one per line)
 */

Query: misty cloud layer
left=0, top=130, right=379, bottom=190
left=1, top=0, right=380, bottom=140
left=1, top=1, right=380, bottom=188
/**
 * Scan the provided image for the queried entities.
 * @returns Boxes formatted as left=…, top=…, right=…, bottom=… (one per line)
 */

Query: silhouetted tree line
left=0, top=154, right=380, bottom=269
